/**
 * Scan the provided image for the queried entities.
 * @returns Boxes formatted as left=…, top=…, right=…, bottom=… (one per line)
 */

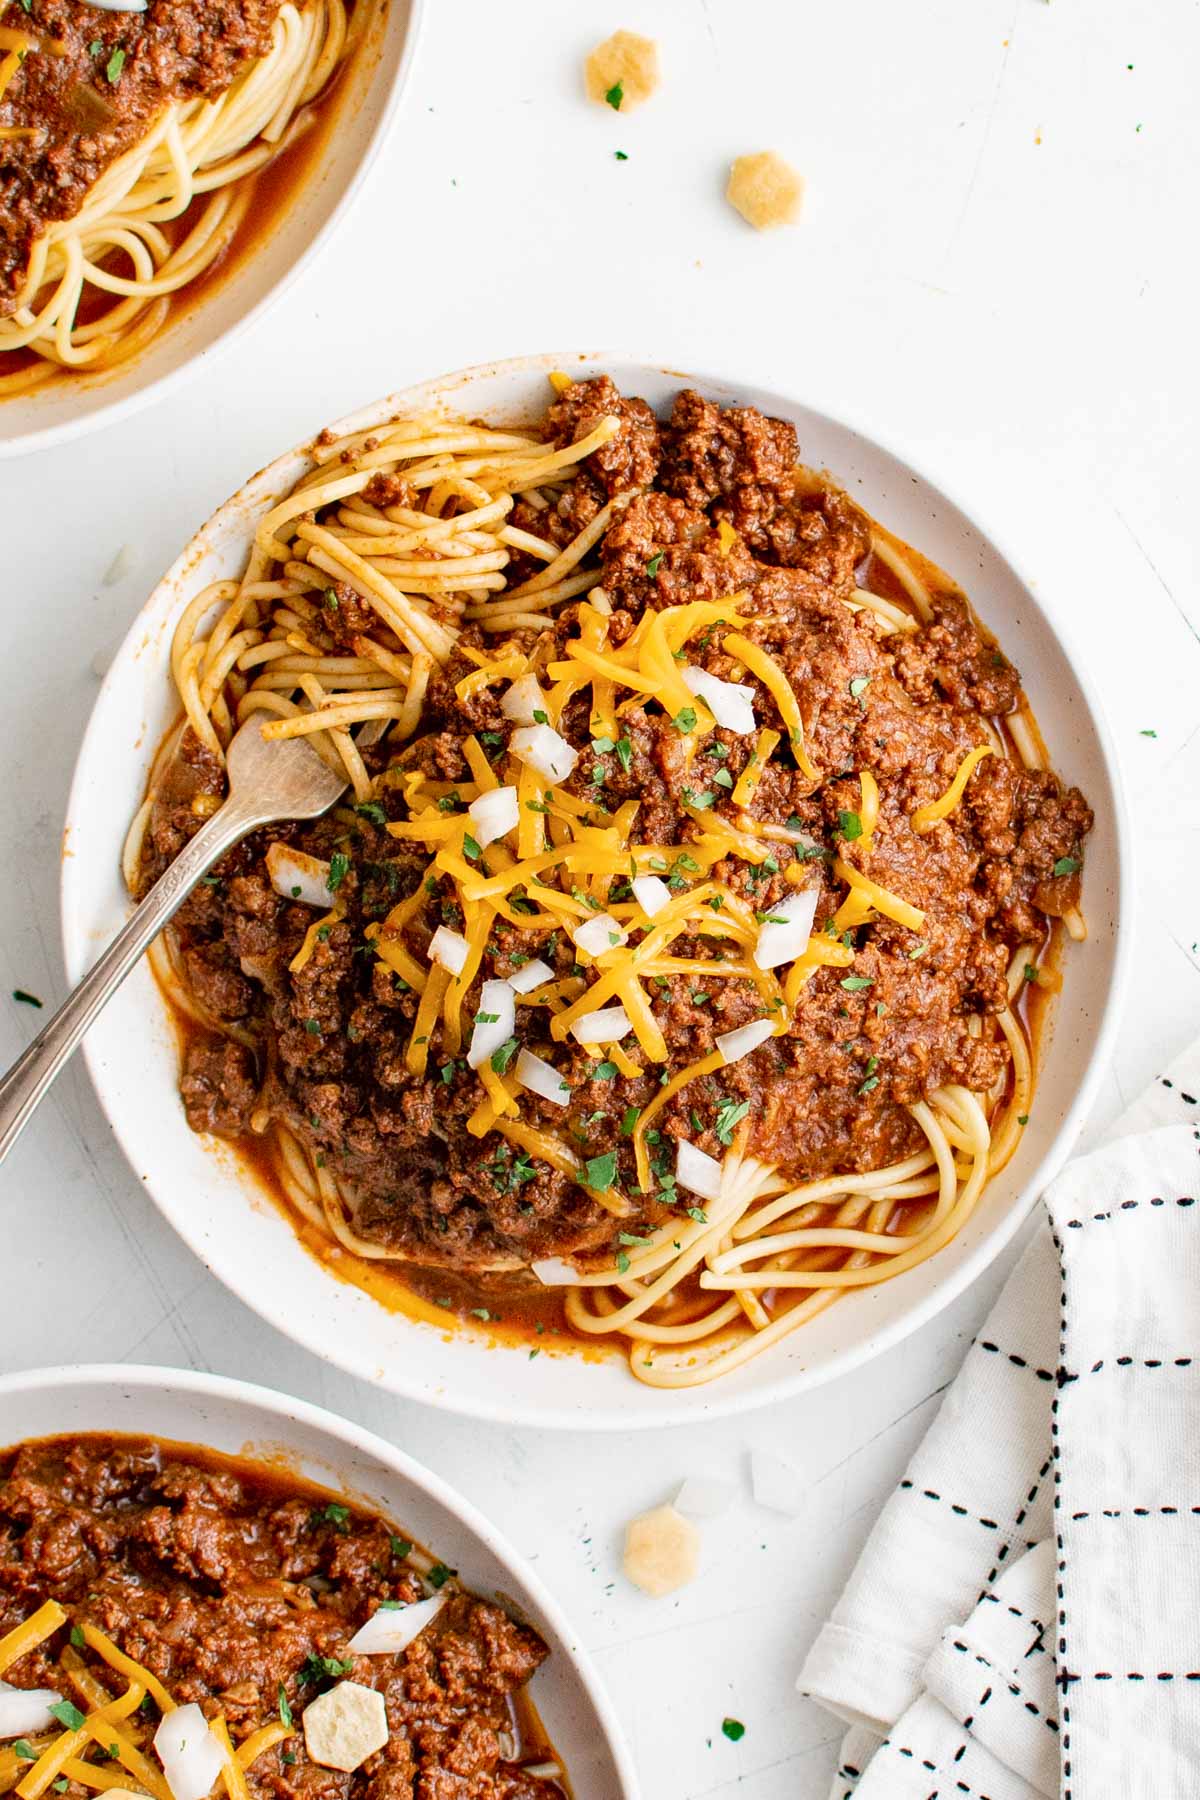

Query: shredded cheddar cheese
left=911, top=744, right=993, bottom=833
left=720, top=634, right=820, bottom=780
left=730, top=728, right=780, bottom=807
left=0, top=1600, right=66, bottom=1675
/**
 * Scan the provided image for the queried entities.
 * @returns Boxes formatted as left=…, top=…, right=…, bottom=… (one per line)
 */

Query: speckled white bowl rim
left=60, top=352, right=1134, bottom=1430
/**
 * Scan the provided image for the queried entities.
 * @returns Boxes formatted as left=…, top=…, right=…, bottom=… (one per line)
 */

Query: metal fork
left=0, top=720, right=354, bottom=1167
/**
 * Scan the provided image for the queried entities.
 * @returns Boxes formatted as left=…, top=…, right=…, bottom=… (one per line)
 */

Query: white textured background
left=1, top=2, right=1198, bottom=1794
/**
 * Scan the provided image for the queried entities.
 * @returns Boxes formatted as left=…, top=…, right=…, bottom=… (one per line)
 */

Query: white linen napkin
left=798, top=1040, right=1200, bottom=1799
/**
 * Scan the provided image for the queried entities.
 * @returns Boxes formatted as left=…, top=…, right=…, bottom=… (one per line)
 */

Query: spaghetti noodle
left=125, top=374, right=1093, bottom=1388
left=0, top=0, right=368, bottom=393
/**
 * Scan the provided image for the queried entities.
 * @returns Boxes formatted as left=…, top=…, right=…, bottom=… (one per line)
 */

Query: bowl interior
left=0, top=1365, right=636, bottom=1797
left=60, top=353, right=1130, bottom=1427
left=0, top=0, right=420, bottom=460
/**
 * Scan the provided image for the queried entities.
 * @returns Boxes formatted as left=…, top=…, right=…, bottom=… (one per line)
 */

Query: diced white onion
left=466, top=979, right=516, bottom=1069
left=516, top=1047, right=571, bottom=1107
left=676, top=1139, right=723, bottom=1200
left=506, top=957, right=554, bottom=995
left=501, top=674, right=546, bottom=725
left=571, top=912, right=628, bottom=957
left=510, top=723, right=578, bottom=784
left=674, top=1474, right=737, bottom=1521
left=753, top=887, right=819, bottom=970
left=155, top=1703, right=226, bottom=1800
left=569, top=1004, right=632, bottom=1046
left=532, top=1257, right=583, bottom=1286
left=468, top=784, right=519, bottom=848
left=0, top=1683, right=62, bottom=1738
left=716, top=1019, right=775, bottom=1064
left=750, top=1447, right=806, bottom=1517
left=683, top=666, right=757, bottom=735
left=428, top=926, right=469, bottom=976
left=266, top=842, right=334, bottom=909
left=631, top=875, right=670, bottom=917
left=347, top=1595, right=446, bottom=1655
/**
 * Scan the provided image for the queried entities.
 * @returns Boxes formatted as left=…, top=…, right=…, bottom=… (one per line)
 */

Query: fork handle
left=0, top=798, right=266, bottom=1167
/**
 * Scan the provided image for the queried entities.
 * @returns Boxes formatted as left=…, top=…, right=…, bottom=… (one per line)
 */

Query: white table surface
left=2, top=2, right=1198, bottom=1794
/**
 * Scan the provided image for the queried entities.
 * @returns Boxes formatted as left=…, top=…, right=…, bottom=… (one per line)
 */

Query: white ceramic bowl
left=0, top=0, right=423, bottom=460
left=61, top=352, right=1132, bottom=1428
left=0, top=1363, right=638, bottom=1796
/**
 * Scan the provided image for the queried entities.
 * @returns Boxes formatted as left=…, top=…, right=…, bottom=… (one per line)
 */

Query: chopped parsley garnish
left=439, top=1060, right=458, bottom=1085
left=840, top=975, right=873, bottom=991
left=1018, top=1113, right=1030, bottom=1125
left=618, top=1231, right=652, bottom=1247
left=646, top=551, right=664, bottom=578
left=1052, top=855, right=1080, bottom=876
left=321, top=1502, right=350, bottom=1532
left=1140, top=728, right=1157, bottom=738
left=70, top=1626, right=86, bottom=1649
left=478, top=730, right=504, bottom=752
left=88, top=38, right=102, bottom=54
left=837, top=810, right=863, bottom=841
left=327, top=851, right=350, bottom=892
left=437, top=791, right=461, bottom=812
left=672, top=706, right=698, bottom=734
left=462, top=833, right=482, bottom=861
left=323, top=587, right=339, bottom=610
left=484, top=1143, right=537, bottom=1193
left=470, top=1307, right=492, bottom=1322
left=614, top=733, right=633, bottom=773
left=849, top=676, right=871, bottom=707
left=615, top=1251, right=631, bottom=1274
left=713, top=767, right=734, bottom=788
left=681, top=786, right=715, bottom=809
left=582, top=1150, right=618, bottom=1191
left=474, top=1010, right=499, bottom=1025
left=354, top=801, right=387, bottom=825
left=490, top=1036, right=519, bottom=1075
left=11, top=990, right=42, bottom=1007
left=614, top=148, right=628, bottom=160
left=49, top=1703, right=86, bottom=1733
left=11, top=1742, right=35, bottom=1762
left=278, top=1686, right=293, bottom=1728
left=594, top=1060, right=619, bottom=1080
left=105, top=45, right=125, bottom=84
left=533, top=708, right=549, bottom=725
left=685, top=1206, right=708, bottom=1224
left=714, top=1098, right=751, bottom=1145
left=299, top=1655, right=354, bottom=1687
left=1024, top=964, right=1040, bottom=984
left=390, top=1535, right=413, bottom=1559
left=426, top=1563, right=455, bottom=1589
left=722, top=1718, right=746, bottom=1742
left=908, top=939, right=928, bottom=959
left=605, top=78, right=624, bottom=110
left=619, top=1106, right=640, bottom=1136
left=303, top=1018, right=322, bottom=1036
